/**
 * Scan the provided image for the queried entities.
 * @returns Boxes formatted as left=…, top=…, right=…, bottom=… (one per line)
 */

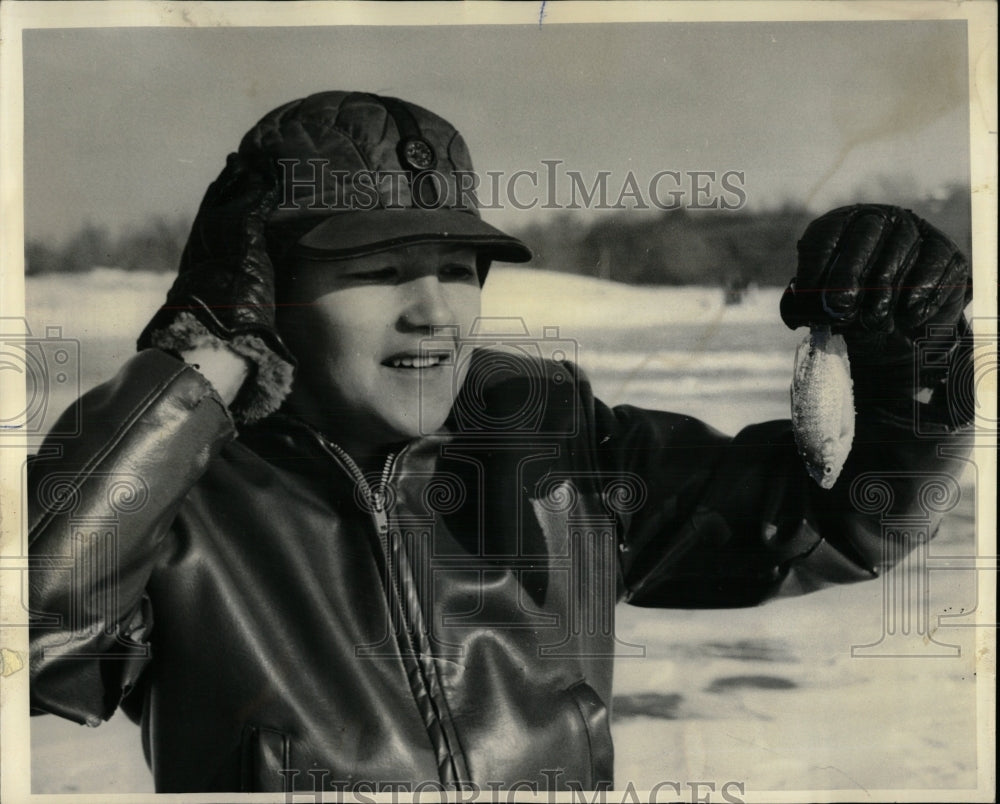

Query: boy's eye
left=439, top=263, right=477, bottom=281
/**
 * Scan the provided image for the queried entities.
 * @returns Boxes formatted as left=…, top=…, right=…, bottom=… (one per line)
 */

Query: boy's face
left=277, top=243, right=481, bottom=447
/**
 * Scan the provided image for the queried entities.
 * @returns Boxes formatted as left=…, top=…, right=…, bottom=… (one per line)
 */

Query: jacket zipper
left=322, top=440, right=397, bottom=536
left=312, top=433, right=465, bottom=784
left=315, top=439, right=411, bottom=637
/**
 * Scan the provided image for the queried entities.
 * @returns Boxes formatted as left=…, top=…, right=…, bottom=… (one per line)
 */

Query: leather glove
left=779, top=204, right=973, bottom=427
left=137, top=153, right=296, bottom=424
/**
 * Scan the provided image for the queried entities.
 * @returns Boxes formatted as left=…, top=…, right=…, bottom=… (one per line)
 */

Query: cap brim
left=294, top=209, right=532, bottom=263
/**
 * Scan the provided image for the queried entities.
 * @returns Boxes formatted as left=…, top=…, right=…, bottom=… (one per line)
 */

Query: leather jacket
left=28, top=347, right=970, bottom=793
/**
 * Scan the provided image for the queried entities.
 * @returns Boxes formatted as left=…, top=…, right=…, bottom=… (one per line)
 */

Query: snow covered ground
left=22, top=267, right=798, bottom=437
left=23, top=268, right=983, bottom=796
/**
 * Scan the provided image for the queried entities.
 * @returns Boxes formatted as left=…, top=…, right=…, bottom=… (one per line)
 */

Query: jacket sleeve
left=579, top=364, right=974, bottom=608
left=28, top=348, right=237, bottom=725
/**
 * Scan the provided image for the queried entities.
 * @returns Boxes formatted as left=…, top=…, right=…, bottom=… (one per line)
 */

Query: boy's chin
left=381, top=404, right=453, bottom=442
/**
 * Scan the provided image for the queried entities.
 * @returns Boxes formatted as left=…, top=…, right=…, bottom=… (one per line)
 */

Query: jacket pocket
left=240, top=724, right=291, bottom=792
left=566, top=680, right=614, bottom=788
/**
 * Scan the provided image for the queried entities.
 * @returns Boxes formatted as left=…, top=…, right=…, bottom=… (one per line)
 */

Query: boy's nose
left=399, top=276, right=454, bottom=329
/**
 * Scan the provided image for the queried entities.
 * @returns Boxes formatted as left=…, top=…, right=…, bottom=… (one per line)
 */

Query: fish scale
left=790, top=326, right=856, bottom=489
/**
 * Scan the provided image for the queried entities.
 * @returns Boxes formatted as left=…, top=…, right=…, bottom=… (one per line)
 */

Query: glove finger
left=202, top=153, right=275, bottom=210
left=186, top=159, right=280, bottom=269
left=201, top=154, right=247, bottom=208
left=856, top=209, right=921, bottom=333
left=782, top=206, right=857, bottom=329
left=820, top=207, right=893, bottom=322
left=931, top=261, right=973, bottom=328
left=779, top=279, right=808, bottom=330
left=794, top=206, right=855, bottom=291
left=896, top=238, right=970, bottom=332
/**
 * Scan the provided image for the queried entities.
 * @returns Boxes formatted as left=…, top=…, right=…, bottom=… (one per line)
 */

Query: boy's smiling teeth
left=389, top=355, right=445, bottom=369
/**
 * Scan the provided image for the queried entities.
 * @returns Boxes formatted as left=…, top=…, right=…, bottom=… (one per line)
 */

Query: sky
left=20, top=17, right=971, bottom=245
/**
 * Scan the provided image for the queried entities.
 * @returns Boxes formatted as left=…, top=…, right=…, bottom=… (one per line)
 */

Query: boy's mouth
left=382, top=351, right=453, bottom=369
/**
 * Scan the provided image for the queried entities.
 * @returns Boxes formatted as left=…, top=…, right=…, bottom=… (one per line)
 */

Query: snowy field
left=22, top=268, right=981, bottom=796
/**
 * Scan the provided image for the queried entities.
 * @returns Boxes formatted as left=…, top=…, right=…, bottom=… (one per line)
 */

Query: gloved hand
left=137, top=152, right=296, bottom=423
left=779, top=204, right=972, bottom=426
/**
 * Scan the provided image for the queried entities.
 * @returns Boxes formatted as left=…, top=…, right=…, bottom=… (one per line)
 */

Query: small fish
left=790, top=326, right=855, bottom=489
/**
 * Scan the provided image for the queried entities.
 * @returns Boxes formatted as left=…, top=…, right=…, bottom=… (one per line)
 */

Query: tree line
left=25, top=185, right=970, bottom=286
left=512, top=184, right=971, bottom=287
left=25, top=217, right=191, bottom=276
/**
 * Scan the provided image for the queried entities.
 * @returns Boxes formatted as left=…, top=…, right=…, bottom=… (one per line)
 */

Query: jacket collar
left=237, top=412, right=447, bottom=480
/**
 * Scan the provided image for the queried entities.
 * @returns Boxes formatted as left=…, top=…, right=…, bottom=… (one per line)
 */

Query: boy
left=28, top=91, right=973, bottom=793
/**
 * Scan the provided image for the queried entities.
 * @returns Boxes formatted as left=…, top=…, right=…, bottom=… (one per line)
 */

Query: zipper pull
left=371, top=451, right=395, bottom=536
left=372, top=506, right=389, bottom=535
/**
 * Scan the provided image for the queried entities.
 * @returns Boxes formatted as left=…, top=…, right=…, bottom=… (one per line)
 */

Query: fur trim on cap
left=149, top=312, right=294, bottom=424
